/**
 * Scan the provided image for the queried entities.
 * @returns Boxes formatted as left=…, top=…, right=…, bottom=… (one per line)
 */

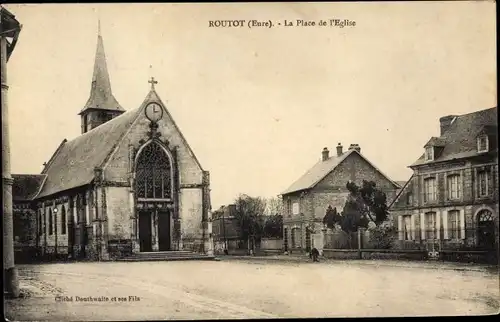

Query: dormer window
left=477, top=135, right=489, bottom=153
left=425, top=146, right=434, bottom=161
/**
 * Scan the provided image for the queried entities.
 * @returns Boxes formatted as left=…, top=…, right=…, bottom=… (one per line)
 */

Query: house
left=390, top=107, right=498, bottom=251
left=211, top=204, right=244, bottom=254
left=280, top=143, right=401, bottom=253
left=12, top=175, right=46, bottom=262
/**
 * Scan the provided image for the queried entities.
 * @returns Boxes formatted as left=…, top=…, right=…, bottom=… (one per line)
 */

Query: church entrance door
left=139, top=211, right=153, bottom=252
left=158, top=211, right=171, bottom=251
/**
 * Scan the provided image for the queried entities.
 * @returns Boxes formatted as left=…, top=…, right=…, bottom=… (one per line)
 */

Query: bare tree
left=233, top=194, right=267, bottom=254
left=265, top=196, right=283, bottom=217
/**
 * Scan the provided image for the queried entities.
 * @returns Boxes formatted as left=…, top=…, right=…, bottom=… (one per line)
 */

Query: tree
left=341, top=180, right=389, bottom=231
left=322, top=205, right=341, bottom=229
left=265, top=196, right=283, bottom=217
left=263, top=214, right=283, bottom=238
left=233, top=194, right=267, bottom=253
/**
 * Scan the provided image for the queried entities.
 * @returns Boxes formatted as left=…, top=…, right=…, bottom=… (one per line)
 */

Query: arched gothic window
left=135, top=142, right=172, bottom=199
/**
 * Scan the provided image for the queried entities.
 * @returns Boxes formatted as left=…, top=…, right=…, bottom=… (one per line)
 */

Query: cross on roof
left=148, top=77, right=158, bottom=89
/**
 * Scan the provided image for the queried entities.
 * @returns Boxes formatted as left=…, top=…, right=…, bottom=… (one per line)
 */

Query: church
left=12, top=25, right=213, bottom=261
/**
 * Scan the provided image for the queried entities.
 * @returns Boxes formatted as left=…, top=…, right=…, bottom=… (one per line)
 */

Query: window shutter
left=435, top=211, right=441, bottom=240
left=398, top=216, right=403, bottom=240
left=460, top=209, right=466, bottom=239
left=420, top=213, right=426, bottom=240
left=410, top=214, right=416, bottom=240
left=442, top=211, right=449, bottom=240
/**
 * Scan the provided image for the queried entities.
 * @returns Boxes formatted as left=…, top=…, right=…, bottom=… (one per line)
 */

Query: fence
left=324, top=230, right=359, bottom=249
left=323, top=227, right=498, bottom=264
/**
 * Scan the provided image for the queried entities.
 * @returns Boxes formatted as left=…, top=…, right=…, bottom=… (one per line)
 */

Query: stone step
left=117, top=251, right=215, bottom=262
left=135, top=251, right=193, bottom=256
left=116, top=254, right=215, bottom=262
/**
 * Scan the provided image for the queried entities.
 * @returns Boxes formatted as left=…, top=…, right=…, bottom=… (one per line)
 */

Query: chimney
left=348, top=144, right=361, bottom=154
left=439, top=115, right=457, bottom=136
left=322, top=147, right=330, bottom=161
left=336, top=143, right=343, bottom=156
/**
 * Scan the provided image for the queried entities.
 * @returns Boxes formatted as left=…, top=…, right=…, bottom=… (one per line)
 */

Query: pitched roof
left=79, top=23, right=124, bottom=115
left=411, top=107, right=498, bottom=167
left=395, top=181, right=408, bottom=188
left=36, top=88, right=204, bottom=199
left=389, top=175, right=414, bottom=209
left=281, top=149, right=401, bottom=195
left=36, top=105, right=143, bottom=199
left=424, top=137, right=445, bottom=147
left=12, top=174, right=47, bottom=201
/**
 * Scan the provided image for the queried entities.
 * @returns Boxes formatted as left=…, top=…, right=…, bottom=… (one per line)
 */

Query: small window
left=286, top=199, right=292, bottom=216
left=425, top=212, right=436, bottom=240
left=38, top=210, right=43, bottom=235
left=477, top=135, right=489, bottom=153
left=292, top=202, right=299, bottom=215
left=423, top=177, right=437, bottom=202
left=61, top=206, right=67, bottom=235
left=448, top=210, right=460, bottom=239
left=406, top=193, right=413, bottom=205
left=478, top=170, right=489, bottom=197
left=447, top=174, right=461, bottom=200
left=425, top=146, right=434, bottom=161
left=403, top=215, right=412, bottom=240
left=48, top=209, right=53, bottom=235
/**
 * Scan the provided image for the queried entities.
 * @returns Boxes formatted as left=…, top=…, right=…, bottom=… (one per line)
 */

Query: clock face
left=145, top=102, right=163, bottom=122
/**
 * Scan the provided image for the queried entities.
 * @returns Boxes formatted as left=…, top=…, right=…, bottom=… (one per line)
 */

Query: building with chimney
left=11, top=23, right=213, bottom=261
left=390, top=107, right=498, bottom=252
left=211, top=204, right=245, bottom=254
left=280, top=143, right=401, bottom=254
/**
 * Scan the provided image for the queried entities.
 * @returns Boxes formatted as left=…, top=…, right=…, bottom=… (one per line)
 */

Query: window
left=38, top=210, right=43, bottom=235
left=292, top=202, right=299, bottom=215
left=478, top=171, right=489, bottom=197
left=423, top=177, right=437, bottom=202
left=135, top=142, right=172, bottom=199
left=425, top=212, right=436, bottom=240
left=403, top=215, right=412, bottom=240
left=287, top=199, right=292, bottom=216
left=477, top=135, right=489, bottom=152
left=448, top=210, right=460, bottom=239
left=447, top=175, right=461, bottom=200
left=406, top=193, right=413, bottom=206
left=83, top=115, right=88, bottom=132
left=425, top=146, right=434, bottom=161
left=61, top=206, right=66, bottom=235
left=48, top=209, right=53, bottom=235
left=98, top=111, right=113, bottom=123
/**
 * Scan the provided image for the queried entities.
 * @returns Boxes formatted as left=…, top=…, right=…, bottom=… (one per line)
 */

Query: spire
left=79, top=20, right=124, bottom=115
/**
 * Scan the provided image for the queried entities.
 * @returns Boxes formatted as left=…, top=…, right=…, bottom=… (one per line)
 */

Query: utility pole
left=1, top=5, right=22, bottom=298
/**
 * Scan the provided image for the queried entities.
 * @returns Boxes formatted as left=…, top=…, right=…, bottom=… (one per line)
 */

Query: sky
left=4, top=2, right=497, bottom=210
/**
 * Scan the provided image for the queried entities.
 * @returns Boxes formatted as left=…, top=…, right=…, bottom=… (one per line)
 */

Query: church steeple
left=79, top=20, right=124, bottom=134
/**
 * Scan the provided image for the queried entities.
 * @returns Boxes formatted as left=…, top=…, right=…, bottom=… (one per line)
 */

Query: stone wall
left=106, top=186, right=131, bottom=240
left=391, top=161, right=499, bottom=250
left=283, top=151, right=400, bottom=253
left=260, top=237, right=283, bottom=250
left=103, top=103, right=204, bottom=186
